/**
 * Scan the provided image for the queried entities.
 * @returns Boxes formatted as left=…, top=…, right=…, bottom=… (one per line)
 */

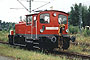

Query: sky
left=0, top=0, right=90, bottom=22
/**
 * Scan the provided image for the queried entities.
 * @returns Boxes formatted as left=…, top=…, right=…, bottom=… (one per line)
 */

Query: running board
left=33, top=46, right=40, bottom=49
left=33, top=43, right=39, bottom=44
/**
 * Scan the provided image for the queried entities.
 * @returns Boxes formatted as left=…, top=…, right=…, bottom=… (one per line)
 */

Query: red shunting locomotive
left=8, top=10, right=75, bottom=50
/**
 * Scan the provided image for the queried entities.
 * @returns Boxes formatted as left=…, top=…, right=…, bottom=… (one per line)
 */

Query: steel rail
left=51, top=50, right=90, bottom=59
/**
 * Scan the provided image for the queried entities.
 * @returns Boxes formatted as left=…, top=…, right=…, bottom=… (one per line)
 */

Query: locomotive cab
left=8, top=10, right=75, bottom=50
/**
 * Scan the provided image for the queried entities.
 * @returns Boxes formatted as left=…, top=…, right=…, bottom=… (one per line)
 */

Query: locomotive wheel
left=26, top=42, right=33, bottom=50
left=62, top=38, right=70, bottom=50
left=39, top=37, right=55, bottom=51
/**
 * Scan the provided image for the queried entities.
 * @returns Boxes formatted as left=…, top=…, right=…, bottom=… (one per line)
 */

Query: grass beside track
left=67, top=43, right=90, bottom=55
left=71, top=33, right=90, bottom=44
left=0, top=31, right=90, bottom=60
left=68, top=34, right=90, bottom=55
left=0, top=44, right=69, bottom=60
left=76, top=34, right=90, bottom=44
left=0, top=31, right=8, bottom=42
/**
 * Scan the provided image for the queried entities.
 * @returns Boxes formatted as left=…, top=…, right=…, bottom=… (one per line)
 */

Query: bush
left=69, top=25, right=79, bottom=34
left=83, top=29, right=90, bottom=36
left=0, top=31, right=8, bottom=42
left=87, top=30, right=90, bottom=36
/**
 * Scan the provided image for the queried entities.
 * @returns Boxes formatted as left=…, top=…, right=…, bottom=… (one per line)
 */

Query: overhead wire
left=32, top=2, right=50, bottom=12
left=17, top=0, right=54, bottom=12
left=31, top=0, right=54, bottom=12
left=17, top=0, right=29, bottom=12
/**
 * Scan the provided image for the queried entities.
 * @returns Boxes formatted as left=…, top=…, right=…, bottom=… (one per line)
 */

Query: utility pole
left=17, top=0, right=32, bottom=13
left=79, top=3, right=83, bottom=34
left=29, top=0, right=31, bottom=13
left=28, top=0, right=33, bottom=13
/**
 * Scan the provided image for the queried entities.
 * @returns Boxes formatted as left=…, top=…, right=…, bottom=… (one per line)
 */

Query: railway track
left=0, top=41, right=90, bottom=60
left=51, top=50, right=90, bottom=59
left=0, top=41, right=8, bottom=44
left=71, top=41, right=90, bottom=47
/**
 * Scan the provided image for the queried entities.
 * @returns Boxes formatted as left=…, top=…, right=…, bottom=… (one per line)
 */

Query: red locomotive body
left=8, top=10, right=75, bottom=50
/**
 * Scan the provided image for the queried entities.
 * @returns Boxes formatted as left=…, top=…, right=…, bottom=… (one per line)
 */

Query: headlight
left=53, top=13, right=56, bottom=17
left=66, top=29, right=69, bottom=33
left=40, top=29, right=43, bottom=33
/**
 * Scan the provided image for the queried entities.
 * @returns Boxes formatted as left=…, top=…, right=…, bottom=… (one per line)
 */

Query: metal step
left=33, top=46, right=40, bottom=49
left=33, top=43, right=39, bottom=45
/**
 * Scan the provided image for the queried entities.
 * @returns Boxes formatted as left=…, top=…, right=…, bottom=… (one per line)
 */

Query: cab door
left=32, top=15, right=38, bottom=39
left=38, top=13, right=51, bottom=35
left=26, top=15, right=32, bottom=39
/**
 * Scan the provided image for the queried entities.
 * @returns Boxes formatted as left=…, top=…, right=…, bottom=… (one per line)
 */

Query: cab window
left=58, top=15, right=67, bottom=24
left=34, top=16, right=37, bottom=27
left=40, top=14, right=50, bottom=23
left=26, top=16, right=32, bottom=25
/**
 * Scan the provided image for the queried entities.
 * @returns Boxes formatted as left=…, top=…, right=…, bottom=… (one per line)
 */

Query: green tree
left=69, top=4, right=79, bottom=26
left=87, top=6, right=90, bottom=26
left=82, top=6, right=88, bottom=27
left=69, top=3, right=90, bottom=27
